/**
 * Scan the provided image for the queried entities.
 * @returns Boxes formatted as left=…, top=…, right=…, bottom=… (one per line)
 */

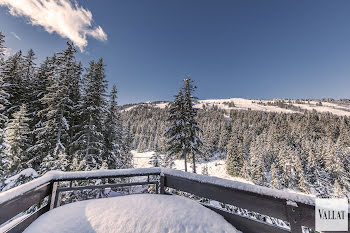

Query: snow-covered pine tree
left=20, top=49, right=38, bottom=157
left=182, top=77, right=202, bottom=173
left=4, top=104, right=31, bottom=174
left=0, top=32, right=5, bottom=64
left=103, top=85, right=123, bottom=169
left=1, top=51, right=25, bottom=118
left=225, top=135, right=244, bottom=177
left=162, top=152, right=175, bottom=168
left=35, top=43, right=79, bottom=173
left=149, top=151, right=161, bottom=167
left=120, top=127, right=134, bottom=168
left=164, top=88, right=188, bottom=171
left=270, top=162, right=281, bottom=189
left=22, top=49, right=36, bottom=94
left=71, top=59, right=107, bottom=170
left=149, top=143, right=162, bottom=167
left=218, top=120, right=230, bottom=157
left=294, top=155, right=309, bottom=193
left=249, top=136, right=267, bottom=186
left=0, top=32, right=9, bottom=178
left=66, top=61, right=82, bottom=163
left=26, top=56, right=56, bottom=170
left=40, top=152, right=70, bottom=174
left=31, top=57, right=52, bottom=123
left=22, top=49, right=37, bottom=126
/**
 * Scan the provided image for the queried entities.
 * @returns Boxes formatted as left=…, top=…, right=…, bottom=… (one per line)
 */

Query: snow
left=132, top=150, right=253, bottom=184
left=196, top=98, right=297, bottom=114
left=293, top=101, right=350, bottom=116
left=2, top=168, right=39, bottom=192
left=131, top=150, right=318, bottom=205
left=163, top=168, right=316, bottom=206
left=0, top=214, right=29, bottom=232
left=132, top=150, right=158, bottom=168
left=24, top=194, right=240, bottom=233
left=286, top=200, right=298, bottom=207
left=122, top=98, right=350, bottom=116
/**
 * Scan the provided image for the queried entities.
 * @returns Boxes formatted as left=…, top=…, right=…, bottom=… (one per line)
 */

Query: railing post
left=155, top=182, right=159, bottom=194
left=159, top=174, right=165, bottom=194
left=50, top=182, right=58, bottom=210
left=56, top=191, right=63, bottom=207
left=286, top=200, right=302, bottom=233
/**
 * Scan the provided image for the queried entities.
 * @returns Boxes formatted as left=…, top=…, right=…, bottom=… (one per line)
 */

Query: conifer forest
left=0, top=32, right=349, bottom=199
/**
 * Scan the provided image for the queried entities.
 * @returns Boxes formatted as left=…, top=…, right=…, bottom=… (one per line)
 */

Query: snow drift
left=23, top=194, right=240, bottom=233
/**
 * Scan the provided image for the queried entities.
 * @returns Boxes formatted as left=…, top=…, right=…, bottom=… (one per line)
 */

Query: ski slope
left=123, top=98, right=350, bottom=116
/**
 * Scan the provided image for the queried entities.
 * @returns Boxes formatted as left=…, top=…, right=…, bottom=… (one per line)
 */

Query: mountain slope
left=122, top=98, right=350, bottom=116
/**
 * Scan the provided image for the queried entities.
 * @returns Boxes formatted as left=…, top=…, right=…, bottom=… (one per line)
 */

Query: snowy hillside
left=122, top=98, right=350, bottom=116
left=132, top=150, right=252, bottom=184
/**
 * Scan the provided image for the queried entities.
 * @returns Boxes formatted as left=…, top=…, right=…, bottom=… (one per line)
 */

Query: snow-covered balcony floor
left=23, top=194, right=240, bottom=233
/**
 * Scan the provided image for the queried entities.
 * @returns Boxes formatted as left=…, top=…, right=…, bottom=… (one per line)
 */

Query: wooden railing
left=0, top=168, right=349, bottom=233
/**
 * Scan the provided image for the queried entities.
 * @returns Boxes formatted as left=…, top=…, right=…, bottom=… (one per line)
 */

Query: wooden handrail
left=0, top=168, right=349, bottom=233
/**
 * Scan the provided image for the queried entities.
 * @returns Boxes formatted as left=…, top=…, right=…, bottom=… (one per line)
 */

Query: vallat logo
left=315, top=198, right=348, bottom=232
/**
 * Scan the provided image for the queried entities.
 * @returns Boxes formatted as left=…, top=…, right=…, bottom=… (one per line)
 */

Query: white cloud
left=3, top=47, right=13, bottom=58
left=10, top=32, right=21, bottom=40
left=0, top=0, right=107, bottom=51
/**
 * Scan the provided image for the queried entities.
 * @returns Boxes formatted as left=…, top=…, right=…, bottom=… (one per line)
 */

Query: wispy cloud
left=10, top=32, right=21, bottom=40
left=0, top=0, right=107, bottom=51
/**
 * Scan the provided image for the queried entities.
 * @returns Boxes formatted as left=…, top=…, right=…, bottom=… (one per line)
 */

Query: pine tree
left=226, top=135, right=242, bottom=177
left=149, top=150, right=161, bottom=167
left=1, top=51, right=25, bottom=117
left=4, top=104, right=31, bottom=174
left=164, top=78, right=202, bottom=173
left=40, top=152, right=70, bottom=174
left=0, top=32, right=5, bottom=63
left=66, top=61, right=82, bottom=162
left=218, top=120, right=230, bottom=157
left=182, top=77, right=202, bottom=173
left=34, top=43, right=78, bottom=172
left=71, top=59, right=107, bottom=170
left=120, top=126, right=133, bottom=168
left=0, top=32, right=9, bottom=177
left=270, top=162, right=281, bottom=189
left=103, top=85, right=123, bottom=169
left=164, top=89, right=188, bottom=170
left=27, top=56, right=55, bottom=169
left=295, top=155, right=309, bottom=193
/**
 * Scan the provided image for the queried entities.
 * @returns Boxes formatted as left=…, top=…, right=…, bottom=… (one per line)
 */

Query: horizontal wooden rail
left=204, top=204, right=289, bottom=233
left=56, top=181, right=158, bottom=192
left=1, top=168, right=349, bottom=233
left=52, top=180, right=160, bottom=208
left=0, top=168, right=162, bottom=233
left=53, top=172, right=161, bottom=182
left=5, top=204, right=50, bottom=233
left=0, top=182, right=52, bottom=226
left=164, top=174, right=289, bottom=221
left=162, top=170, right=350, bottom=233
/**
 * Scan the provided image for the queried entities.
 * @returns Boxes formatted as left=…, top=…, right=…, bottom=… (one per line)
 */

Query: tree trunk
left=192, top=152, right=196, bottom=173
left=183, top=149, right=187, bottom=172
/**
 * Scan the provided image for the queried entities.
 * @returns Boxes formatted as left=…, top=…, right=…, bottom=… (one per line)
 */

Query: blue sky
left=1, top=0, right=350, bottom=104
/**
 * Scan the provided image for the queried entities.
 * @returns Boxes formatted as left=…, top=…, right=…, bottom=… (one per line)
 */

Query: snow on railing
left=1, top=168, right=349, bottom=233
left=0, top=168, right=161, bottom=206
left=162, top=168, right=316, bottom=206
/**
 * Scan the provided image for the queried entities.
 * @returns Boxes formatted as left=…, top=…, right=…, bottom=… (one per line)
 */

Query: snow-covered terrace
left=0, top=168, right=349, bottom=233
